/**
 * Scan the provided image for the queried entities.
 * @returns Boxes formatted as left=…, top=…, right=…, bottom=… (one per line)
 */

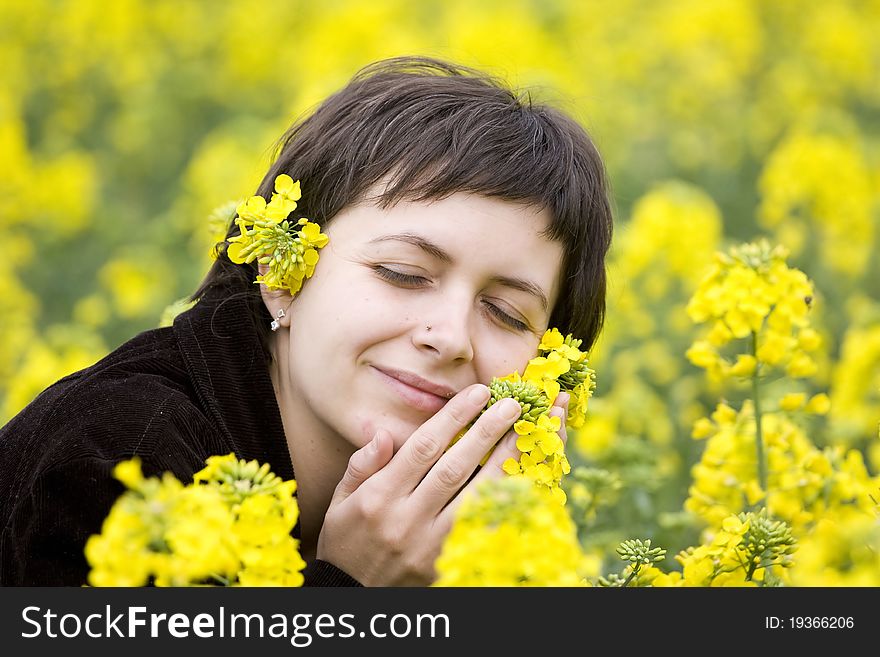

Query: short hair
left=195, top=56, right=613, bottom=356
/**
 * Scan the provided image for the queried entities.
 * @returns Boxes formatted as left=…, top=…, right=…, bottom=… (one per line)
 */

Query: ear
left=257, top=263, right=294, bottom=329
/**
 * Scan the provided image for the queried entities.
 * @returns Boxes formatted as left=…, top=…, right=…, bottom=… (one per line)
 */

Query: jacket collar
left=172, top=282, right=295, bottom=482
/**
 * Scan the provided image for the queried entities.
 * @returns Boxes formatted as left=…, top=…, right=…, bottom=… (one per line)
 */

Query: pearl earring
left=270, top=308, right=285, bottom=331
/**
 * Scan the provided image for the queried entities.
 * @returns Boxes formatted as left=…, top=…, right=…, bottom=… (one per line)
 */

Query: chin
left=388, top=428, right=414, bottom=451
left=353, top=412, right=423, bottom=452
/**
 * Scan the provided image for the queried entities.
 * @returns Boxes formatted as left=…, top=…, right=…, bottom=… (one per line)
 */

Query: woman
left=0, top=56, right=613, bottom=586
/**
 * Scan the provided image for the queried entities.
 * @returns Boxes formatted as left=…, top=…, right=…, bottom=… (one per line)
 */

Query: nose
left=413, top=294, right=475, bottom=363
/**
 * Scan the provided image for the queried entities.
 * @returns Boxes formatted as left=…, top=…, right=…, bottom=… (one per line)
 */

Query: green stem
left=622, top=564, right=639, bottom=587
left=209, top=573, right=231, bottom=586
left=745, top=559, right=758, bottom=582
left=751, top=331, right=767, bottom=496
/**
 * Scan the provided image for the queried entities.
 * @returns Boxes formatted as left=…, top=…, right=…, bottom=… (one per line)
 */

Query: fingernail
left=468, top=384, right=490, bottom=404
left=369, top=432, right=381, bottom=453
left=559, top=392, right=570, bottom=407
left=499, top=398, right=521, bottom=419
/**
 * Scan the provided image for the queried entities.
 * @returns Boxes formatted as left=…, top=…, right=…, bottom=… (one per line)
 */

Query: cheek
left=477, top=339, right=538, bottom=382
left=292, top=274, right=386, bottom=348
left=327, top=278, right=406, bottom=336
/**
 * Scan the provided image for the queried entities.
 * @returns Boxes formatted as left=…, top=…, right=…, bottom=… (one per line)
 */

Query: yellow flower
left=113, top=457, right=145, bottom=490
left=434, top=478, right=592, bottom=586
left=299, top=219, right=329, bottom=248
left=729, top=354, right=757, bottom=377
left=759, top=131, right=874, bottom=278
left=692, top=417, right=716, bottom=439
left=523, top=351, right=569, bottom=399
left=706, top=320, right=734, bottom=346
left=224, top=177, right=329, bottom=297
left=273, top=174, right=301, bottom=209
left=225, top=240, right=247, bottom=265
left=686, top=340, right=718, bottom=369
left=779, top=392, right=806, bottom=411
left=797, top=327, right=821, bottom=352
left=566, top=382, right=592, bottom=428
left=756, top=332, right=789, bottom=365
left=786, top=353, right=817, bottom=378
left=475, top=329, right=594, bottom=501
left=87, top=454, right=304, bottom=587
left=538, top=327, right=564, bottom=350
left=804, top=393, right=830, bottom=415
left=502, top=457, right=525, bottom=476
left=234, top=196, right=268, bottom=226
left=515, top=415, right=563, bottom=460
left=789, top=509, right=880, bottom=586
left=686, top=240, right=818, bottom=385
left=711, top=402, right=738, bottom=425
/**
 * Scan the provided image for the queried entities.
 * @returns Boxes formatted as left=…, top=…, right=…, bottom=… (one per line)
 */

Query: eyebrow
left=368, top=233, right=550, bottom=311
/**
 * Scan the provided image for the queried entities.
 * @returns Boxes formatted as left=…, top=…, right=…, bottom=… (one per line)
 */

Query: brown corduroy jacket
left=0, top=283, right=361, bottom=586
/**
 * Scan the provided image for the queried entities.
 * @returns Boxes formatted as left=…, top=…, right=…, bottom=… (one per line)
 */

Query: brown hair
left=195, top=56, right=613, bottom=356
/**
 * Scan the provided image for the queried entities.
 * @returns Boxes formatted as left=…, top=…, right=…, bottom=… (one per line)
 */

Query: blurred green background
left=2, top=0, right=879, bottom=579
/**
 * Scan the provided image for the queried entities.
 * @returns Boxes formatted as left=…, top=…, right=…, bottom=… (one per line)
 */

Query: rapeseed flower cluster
left=596, top=539, right=666, bottom=587
left=651, top=509, right=797, bottom=587
left=687, top=400, right=878, bottom=533
left=433, top=477, right=596, bottom=586
left=494, top=329, right=595, bottom=504
left=789, top=505, right=880, bottom=586
left=566, top=182, right=726, bottom=561
left=578, top=234, right=878, bottom=588
left=444, top=327, right=594, bottom=504
left=85, top=454, right=305, bottom=587
left=433, top=332, right=597, bottom=581
left=685, top=239, right=818, bottom=384
left=225, top=174, right=329, bottom=296
left=633, top=239, right=880, bottom=587
left=596, top=509, right=797, bottom=588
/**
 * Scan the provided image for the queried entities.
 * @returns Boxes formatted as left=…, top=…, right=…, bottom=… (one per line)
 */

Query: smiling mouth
left=370, top=367, right=453, bottom=413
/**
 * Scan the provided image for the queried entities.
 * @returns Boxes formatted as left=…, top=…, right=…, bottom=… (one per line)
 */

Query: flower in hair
left=226, top=174, right=329, bottom=296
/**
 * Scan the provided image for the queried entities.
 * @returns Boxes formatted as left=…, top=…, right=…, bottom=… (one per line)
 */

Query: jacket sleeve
left=303, top=559, right=363, bottom=587
left=1, top=456, right=123, bottom=586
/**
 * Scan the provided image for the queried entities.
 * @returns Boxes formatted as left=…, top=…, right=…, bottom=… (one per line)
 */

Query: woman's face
left=282, top=191, right=565, bottom=450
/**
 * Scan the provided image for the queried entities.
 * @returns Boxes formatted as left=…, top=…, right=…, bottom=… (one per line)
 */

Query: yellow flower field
left=2, top=0, right=878, bottom=585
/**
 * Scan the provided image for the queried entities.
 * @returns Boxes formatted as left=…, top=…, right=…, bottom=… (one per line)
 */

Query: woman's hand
left=316, top=384, right=570, bottom=586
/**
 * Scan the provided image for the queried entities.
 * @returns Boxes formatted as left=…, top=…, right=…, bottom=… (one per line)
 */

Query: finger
left=410, top=396, right=521, bottom=512
left=475, top=393, right=569, bottom=485
left=433, top=430, right=520, bottom=534
left=438, top=394, right=570, bottom=526
left=553, top=392, right=570, bottom=446
left=467, top=428, right=520, bottom=485
left=551, top=408, right=568, bottom=447
left=331, top=429, right=394, bottom=504
left=381, top=383, right=491, bottom=493
left=557, top=391, right=571, bottom=413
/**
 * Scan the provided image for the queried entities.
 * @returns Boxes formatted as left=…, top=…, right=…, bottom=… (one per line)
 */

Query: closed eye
left=483, top=301, right=529, bottom=332
left=374, top=265, right=530, bottom=332
left=372, top=265, right=429, bottom=287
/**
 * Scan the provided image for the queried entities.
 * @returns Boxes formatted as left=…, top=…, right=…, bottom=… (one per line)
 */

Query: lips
left=371, top=366, right=457, bottom=413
